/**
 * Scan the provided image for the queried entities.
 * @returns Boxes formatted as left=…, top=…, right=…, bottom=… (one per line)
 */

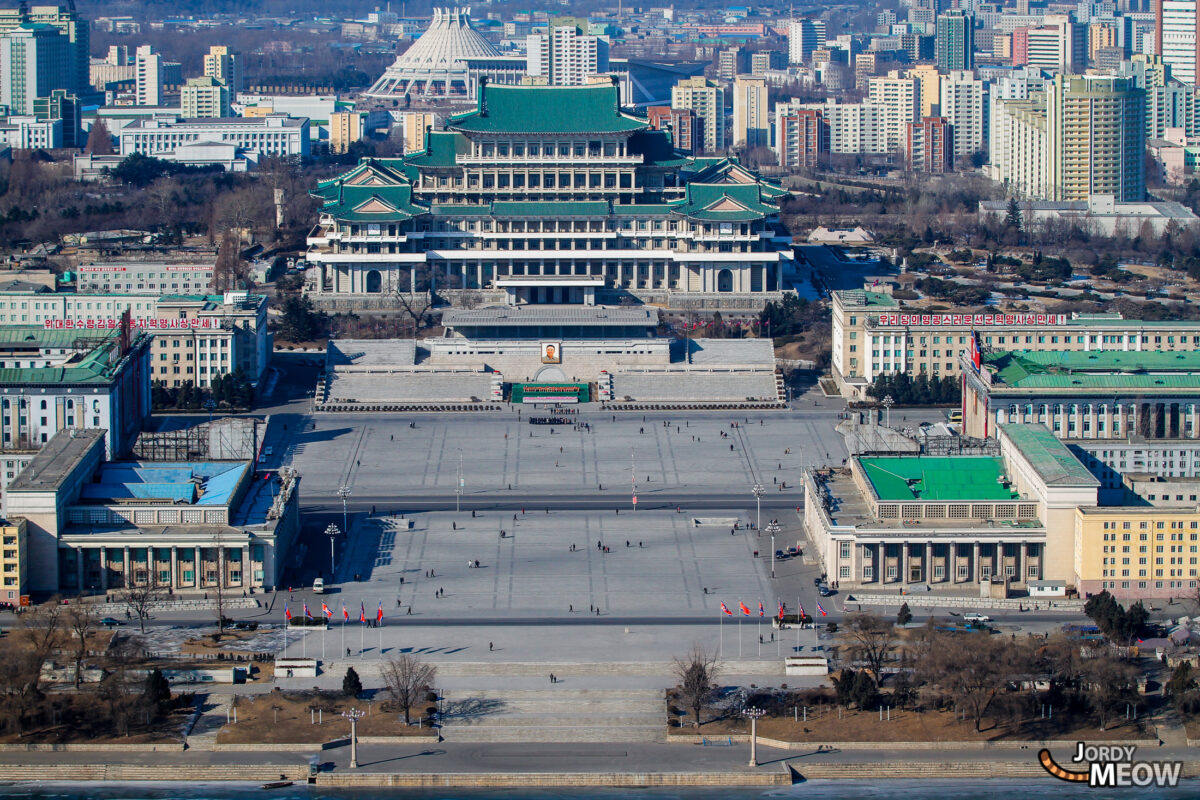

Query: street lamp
left=752, top=483, right=765, bottom=533
left=325, top=523, right=339, bottom=577
left=742, top=706, right=767, bottom=766
left=337, top=485, right=352, bottom=536
left=341, top=707, right=365, bottom=768
left=882, top=395, right=895, bottom=429
left=766, top=519, right=781, bottom=579
left=456, top=449, right=463, bottom=514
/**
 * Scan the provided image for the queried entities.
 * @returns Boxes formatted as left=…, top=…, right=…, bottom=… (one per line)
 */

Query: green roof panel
left=450, top=83, right=647, bottom=135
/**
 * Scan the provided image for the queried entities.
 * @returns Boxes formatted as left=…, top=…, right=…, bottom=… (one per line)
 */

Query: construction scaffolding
left=132, top=417, right=261, bottom=461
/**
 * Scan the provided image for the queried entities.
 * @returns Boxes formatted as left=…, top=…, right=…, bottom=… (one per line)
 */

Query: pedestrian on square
left=490, top=642, right=493, bottom=651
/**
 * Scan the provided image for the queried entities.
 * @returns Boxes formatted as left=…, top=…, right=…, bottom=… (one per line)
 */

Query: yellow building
left=329, top=110, right=364, bottom=154
left=904, top=64, right=941, bottom=118
left=1075, top=506, right=1200, bottom=600
left=0, top=517, right=27, bottom=604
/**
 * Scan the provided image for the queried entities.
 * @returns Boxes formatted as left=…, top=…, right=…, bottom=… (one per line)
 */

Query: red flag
left=342, top=602, right=349, bottom=621
left=758, top=601, right=764, bottom=617
left=720, top=602, right=733, bottom=616
left=322, top=602, right=332, bottom=618
left=284, top=603, right=292, bottom=621
left=359, top=602, right=366, bottom=623
left=377, top=602, right=384, bottom=623
left=739, top=601, right=751, bottom=616
left=816, top=601, right=827, bottom=616
left=778, top=602, right=785, bottom=620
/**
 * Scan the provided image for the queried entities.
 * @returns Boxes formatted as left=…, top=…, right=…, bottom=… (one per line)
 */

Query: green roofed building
left=305, top=80, right=793, bottom=306
left=963, top=348, right=1200, bottom=442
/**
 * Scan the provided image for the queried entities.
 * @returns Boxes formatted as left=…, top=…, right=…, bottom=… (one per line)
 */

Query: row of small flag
left=720, top=600, right=826, bottom=619
left=284, top=601, right=384, bottom=623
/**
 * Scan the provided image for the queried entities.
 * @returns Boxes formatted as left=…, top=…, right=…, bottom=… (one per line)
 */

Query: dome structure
left=366, top=7, right=503, bottom=99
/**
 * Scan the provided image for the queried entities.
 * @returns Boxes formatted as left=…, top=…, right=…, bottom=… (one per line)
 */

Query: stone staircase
left=440, top=685, right=666, bottom=743
left=184, top=694, right=233, bottom=751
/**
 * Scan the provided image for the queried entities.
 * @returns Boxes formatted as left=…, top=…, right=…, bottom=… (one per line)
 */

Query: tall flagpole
left=341, top=608, right=345, bottom=660
left=360, top=611, right=365, bottom=657
left=322, top=620, right=325, bottom=662
left=282, top=608, right=288, bottom=658
left=719, top=608, right=723, bottom=659
left=378, top=603, right=382, bottom=658
left=738, top=611, right=742, bottom=658
left=796, top=595, right=801, bottom=651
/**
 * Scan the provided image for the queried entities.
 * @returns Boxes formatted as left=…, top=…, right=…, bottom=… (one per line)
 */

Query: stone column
left=238, top=547, right=247, bottom=587
left=170, top=546, right=178, bottom=591
left=122, top=546, right=131, bottom=588
left=217, top=546, right=226, bottom=590
left=99, top=549, right=108, bottom=592
left=196, top=546, right=203, bottom=588
left=972, top=542, right=981, bottom=583
left=76, top=548, right=84, bottom=592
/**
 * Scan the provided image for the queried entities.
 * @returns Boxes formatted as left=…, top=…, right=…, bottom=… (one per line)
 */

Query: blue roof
left=83, top=462, right=248, bottom=506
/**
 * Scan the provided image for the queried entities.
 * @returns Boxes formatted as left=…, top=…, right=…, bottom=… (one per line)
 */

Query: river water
left=0, top=780, right=1197, bottom=800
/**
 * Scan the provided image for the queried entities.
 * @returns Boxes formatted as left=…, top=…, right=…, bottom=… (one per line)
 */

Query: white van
left=963, top=612, right=989, bottom=622
left=312, top=578, right=325, bottom=594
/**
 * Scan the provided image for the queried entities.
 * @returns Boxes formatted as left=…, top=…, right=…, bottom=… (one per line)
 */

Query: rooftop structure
left=364, top=7, right=516, bottom=100
left=964, top=349, right=1200, bottom=441
left=803, top=422, right=1101, bottom=591
left=7, top=428, right=299, bottom=597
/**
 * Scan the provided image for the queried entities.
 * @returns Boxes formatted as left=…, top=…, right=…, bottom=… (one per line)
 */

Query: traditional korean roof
left=674, top=183, right=779, bottom=222
left=318, top=183, right=427, bottom=222
left=449, top=83, right=647, bottom=135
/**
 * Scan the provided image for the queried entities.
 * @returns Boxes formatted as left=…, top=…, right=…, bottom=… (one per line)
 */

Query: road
left=302, top=491, right=805, bottom=513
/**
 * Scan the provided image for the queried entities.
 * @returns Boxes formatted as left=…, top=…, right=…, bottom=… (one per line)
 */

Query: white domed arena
left=365, top=7, right=505, bottom=100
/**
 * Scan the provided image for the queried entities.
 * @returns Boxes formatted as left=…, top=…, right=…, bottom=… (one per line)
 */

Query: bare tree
left=122, top=577, right=167, bottom=634
left=844, top=613, right=896, bottom=685
left=19, top=597, right=64, bottom=662
left=1084, top=652, right=1139, bottom=731
left=672, top=645, right=721, bottom=728
left=64, top=602, right=99, bottom=689
left=394, top=273, right=435, bottom=332
left=86, top=120, right=114, bottom=155
left=380, top=654, right=437, bottom=725
left=919, top=632, right=1021, bottom=732
left=212, top=230, right=241, bottom=293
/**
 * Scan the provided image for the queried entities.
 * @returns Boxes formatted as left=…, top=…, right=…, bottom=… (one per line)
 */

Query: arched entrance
left=717, top=269, right=733, bottom=292
left=365, top=270, right=382, bottom=293
left=534, top=366, right=567, bottom=382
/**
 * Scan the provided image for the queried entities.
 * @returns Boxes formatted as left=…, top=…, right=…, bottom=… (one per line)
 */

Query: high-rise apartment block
left=868, top=72, right=921, bottom=153
left=0, top=23, right=69, bottom=115
left=788, top=19, right=826, bottom=64
left=135, top=44, right=162, bottom=106
left=940, top=70, right=988, bottom=164
left=671, top=76, right=724, bottom=152
left=732, top=76, right=767, bottom=149
left=775, top=107, right=828, bottom=168
left=908, top=116, right=954, bottom=173
left=936, top=10, right=975, bottom=71
left=990, top=74, right=1145, bottom=201
left=330, top=110, right=365, bottom=154
left=648, top=105, right=701, bottom=155
left=203, top=45, right=240, bottom=92
left=181, top=76, right=231, bottom=118
left=1157, top=0, right=1200, bottom=85
left=526, top=25, right=610, bottom=86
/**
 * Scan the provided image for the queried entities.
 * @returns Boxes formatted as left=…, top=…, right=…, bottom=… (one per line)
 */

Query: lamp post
left=766, top=519, right=781, bottom=579
left=742, top=706, right=766, bottom=766
left=341, top=707, right=365, bottom=768
left=752, top=483, right=765, bottom=532
left=325, top=523, right=339, bottom=577
left=337, top=486, right=351, bottom=537
left=882, top=395, right=894, bottom=428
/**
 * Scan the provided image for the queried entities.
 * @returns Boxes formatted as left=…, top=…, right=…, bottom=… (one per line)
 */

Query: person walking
left=489, top=642, right=493, bottom=651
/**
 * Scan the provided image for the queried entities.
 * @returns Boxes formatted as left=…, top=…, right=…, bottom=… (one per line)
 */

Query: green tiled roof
left=612, top=204, right=679, bottom=216
left=998, top=423, right=1099, bottom=487
left=986, top=349, right=1200, bottom=389
left=858, top=456, right=1019, bottom=501
left=449, top=83, right=647, bottom=134
left=490, top=201, right=611, bottom=216
left=675, top=182, right=778, bottom=221
left=0, top=328, right=140, bottom=385
left=319, top=183, right=427, bottom=222
left=404, top=131, right=471, bottom=167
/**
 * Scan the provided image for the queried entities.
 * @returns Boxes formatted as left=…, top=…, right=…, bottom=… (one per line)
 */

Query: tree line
left=867, top=371, right=961, bottom=406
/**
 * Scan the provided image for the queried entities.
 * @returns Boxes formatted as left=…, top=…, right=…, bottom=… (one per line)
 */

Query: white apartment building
left=868, top=72, right=920, bottom=152
left=526, top=25, right=610, bottom=86
left=1022, top=15, right=1087, bottom=73
left=1158, top=0, right=1199, bottom=85
left=939, top=70, right=988, bottom=163
left=135, top=44, right=162, bottom=106
left=118, top=114, right=310, bottom=159
left=731, top=75, right=768, bottom=148
left=75, top=261, right=212, bottom=293
left=203, top=44, right=239, bottom=92
left=797, top=99, right=888, bottom=154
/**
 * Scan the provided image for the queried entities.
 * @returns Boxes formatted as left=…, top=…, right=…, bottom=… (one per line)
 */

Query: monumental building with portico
left=6, top=428, right=299, bottom=597
left=304, top=80, right=793, bottom=310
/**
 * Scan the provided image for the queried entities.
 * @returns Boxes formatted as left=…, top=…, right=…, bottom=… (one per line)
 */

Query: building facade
left=0, top=517, right=26, bottom=603
left=731, top=76, right=767, bottom=149
left=671, top=76, right=725, bottom=152
left=907, top=116, right=953, bottom=173
left=936, top=10, right=975, bottom=71
left=0, top=23, right=70, bottom=115
left=181, top=76, right=231, bottom=119
left=830, top=289, right=1200, bottom=398
left=1157, top=0, right=1200, bottom=85
left=117, top=114, right=310, bottom=159
left=0, top=4, right=87, bottom=96
left=305, top=82, right=792, bottom=304
left=526, top=25, right=610, bottom=86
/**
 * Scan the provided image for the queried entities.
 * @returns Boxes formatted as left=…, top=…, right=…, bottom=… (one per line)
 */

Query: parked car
left=100, top=617, right=123, bottom=627
left=818, top=586, right=835, bottom=597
